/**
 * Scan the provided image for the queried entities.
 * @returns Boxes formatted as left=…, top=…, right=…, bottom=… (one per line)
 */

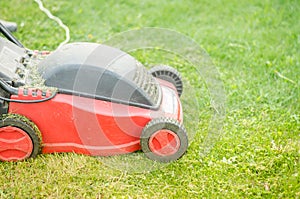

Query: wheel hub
left=0, top=126, right=33, bottom=161
left=149, top=129, right=180, bottom=156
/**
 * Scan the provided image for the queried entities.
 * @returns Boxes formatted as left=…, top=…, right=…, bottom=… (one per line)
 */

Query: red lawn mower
left=0, top=22, right=188, bottom=162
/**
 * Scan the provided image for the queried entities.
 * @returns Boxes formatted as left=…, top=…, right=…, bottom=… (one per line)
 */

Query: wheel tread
left=0, top=114, right=42, bottom=160
left=149, top=65, right=183, bottom=97
left=141, top=117, right=188, bottom=162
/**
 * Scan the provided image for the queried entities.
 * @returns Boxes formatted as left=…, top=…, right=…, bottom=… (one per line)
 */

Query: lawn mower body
left=8, top=79, right=182, bottom=157
left=0, top=23, right=187, bottom=162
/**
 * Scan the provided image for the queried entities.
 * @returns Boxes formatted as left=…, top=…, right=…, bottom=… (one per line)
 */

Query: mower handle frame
left=0, top=22, right=24, bottom=48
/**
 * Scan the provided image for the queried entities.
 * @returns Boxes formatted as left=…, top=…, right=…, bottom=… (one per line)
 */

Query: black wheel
left=149, top=65, right=183, bottom=97
left=0, top=115, right=41, bottom=161
left=140, top=118, right=188, bottom=162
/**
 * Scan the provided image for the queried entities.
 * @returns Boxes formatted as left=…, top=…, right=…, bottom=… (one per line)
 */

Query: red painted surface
left=0, top=126, right=33, bottom=161
left=149, top=129, right=180, bottom=156
left=7, top=80, right=182, bottom=157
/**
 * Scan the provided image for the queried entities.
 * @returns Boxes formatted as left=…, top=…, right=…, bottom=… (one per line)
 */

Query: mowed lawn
left=1, top=0, right=299, bottom=198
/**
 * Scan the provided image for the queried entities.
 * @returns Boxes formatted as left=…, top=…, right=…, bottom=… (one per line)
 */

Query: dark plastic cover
left=38, top=43, right=161, bottom=108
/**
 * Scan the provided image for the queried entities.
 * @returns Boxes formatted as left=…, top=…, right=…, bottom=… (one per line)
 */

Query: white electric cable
left=34, top=0, right=70, bottom=48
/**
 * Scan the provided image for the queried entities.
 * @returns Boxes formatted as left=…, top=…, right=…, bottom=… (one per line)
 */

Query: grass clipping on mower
left=1, top=113, right=43, bottom=144
left=23, top=51, right=57, bottom=92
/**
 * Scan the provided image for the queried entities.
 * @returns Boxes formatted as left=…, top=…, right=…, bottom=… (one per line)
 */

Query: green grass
left=1, top=0, right=299, bottom=198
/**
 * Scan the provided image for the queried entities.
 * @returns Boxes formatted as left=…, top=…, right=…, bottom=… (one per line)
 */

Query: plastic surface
left=0, top=126, right=33, bottom=161
left=149, top=65, right=183, bottom=97
left=7, top=80, right=182, bottom=157
left=38, top=43, right=161, bottom=108
left=140, top=118, right=188, bottom=162
left=0, top=37, right=26, bottom=81
left=148, top=129, right=181, bottom=156
left=0, top=117, right=41, bottom=161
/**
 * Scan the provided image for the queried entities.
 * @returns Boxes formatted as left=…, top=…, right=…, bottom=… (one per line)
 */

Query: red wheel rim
left=149, top=129, right=180, bottom=156
left=0, top=126, right=33, bottom=161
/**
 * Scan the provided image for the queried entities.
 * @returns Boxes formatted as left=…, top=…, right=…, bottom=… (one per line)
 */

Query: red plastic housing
left=7, top=80, right=182, bottom=156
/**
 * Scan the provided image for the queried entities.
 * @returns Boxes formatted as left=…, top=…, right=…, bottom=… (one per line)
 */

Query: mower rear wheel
left=140, top=118, right=188, bottom=162
left=149, top=65, right=183, bottom=97
left=0, top=116, right=41, bottom=161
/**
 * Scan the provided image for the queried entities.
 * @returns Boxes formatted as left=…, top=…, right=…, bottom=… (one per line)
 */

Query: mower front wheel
left=0, top=116, right=41, bottom=161
left=140, top=118, right=188, bottom=162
